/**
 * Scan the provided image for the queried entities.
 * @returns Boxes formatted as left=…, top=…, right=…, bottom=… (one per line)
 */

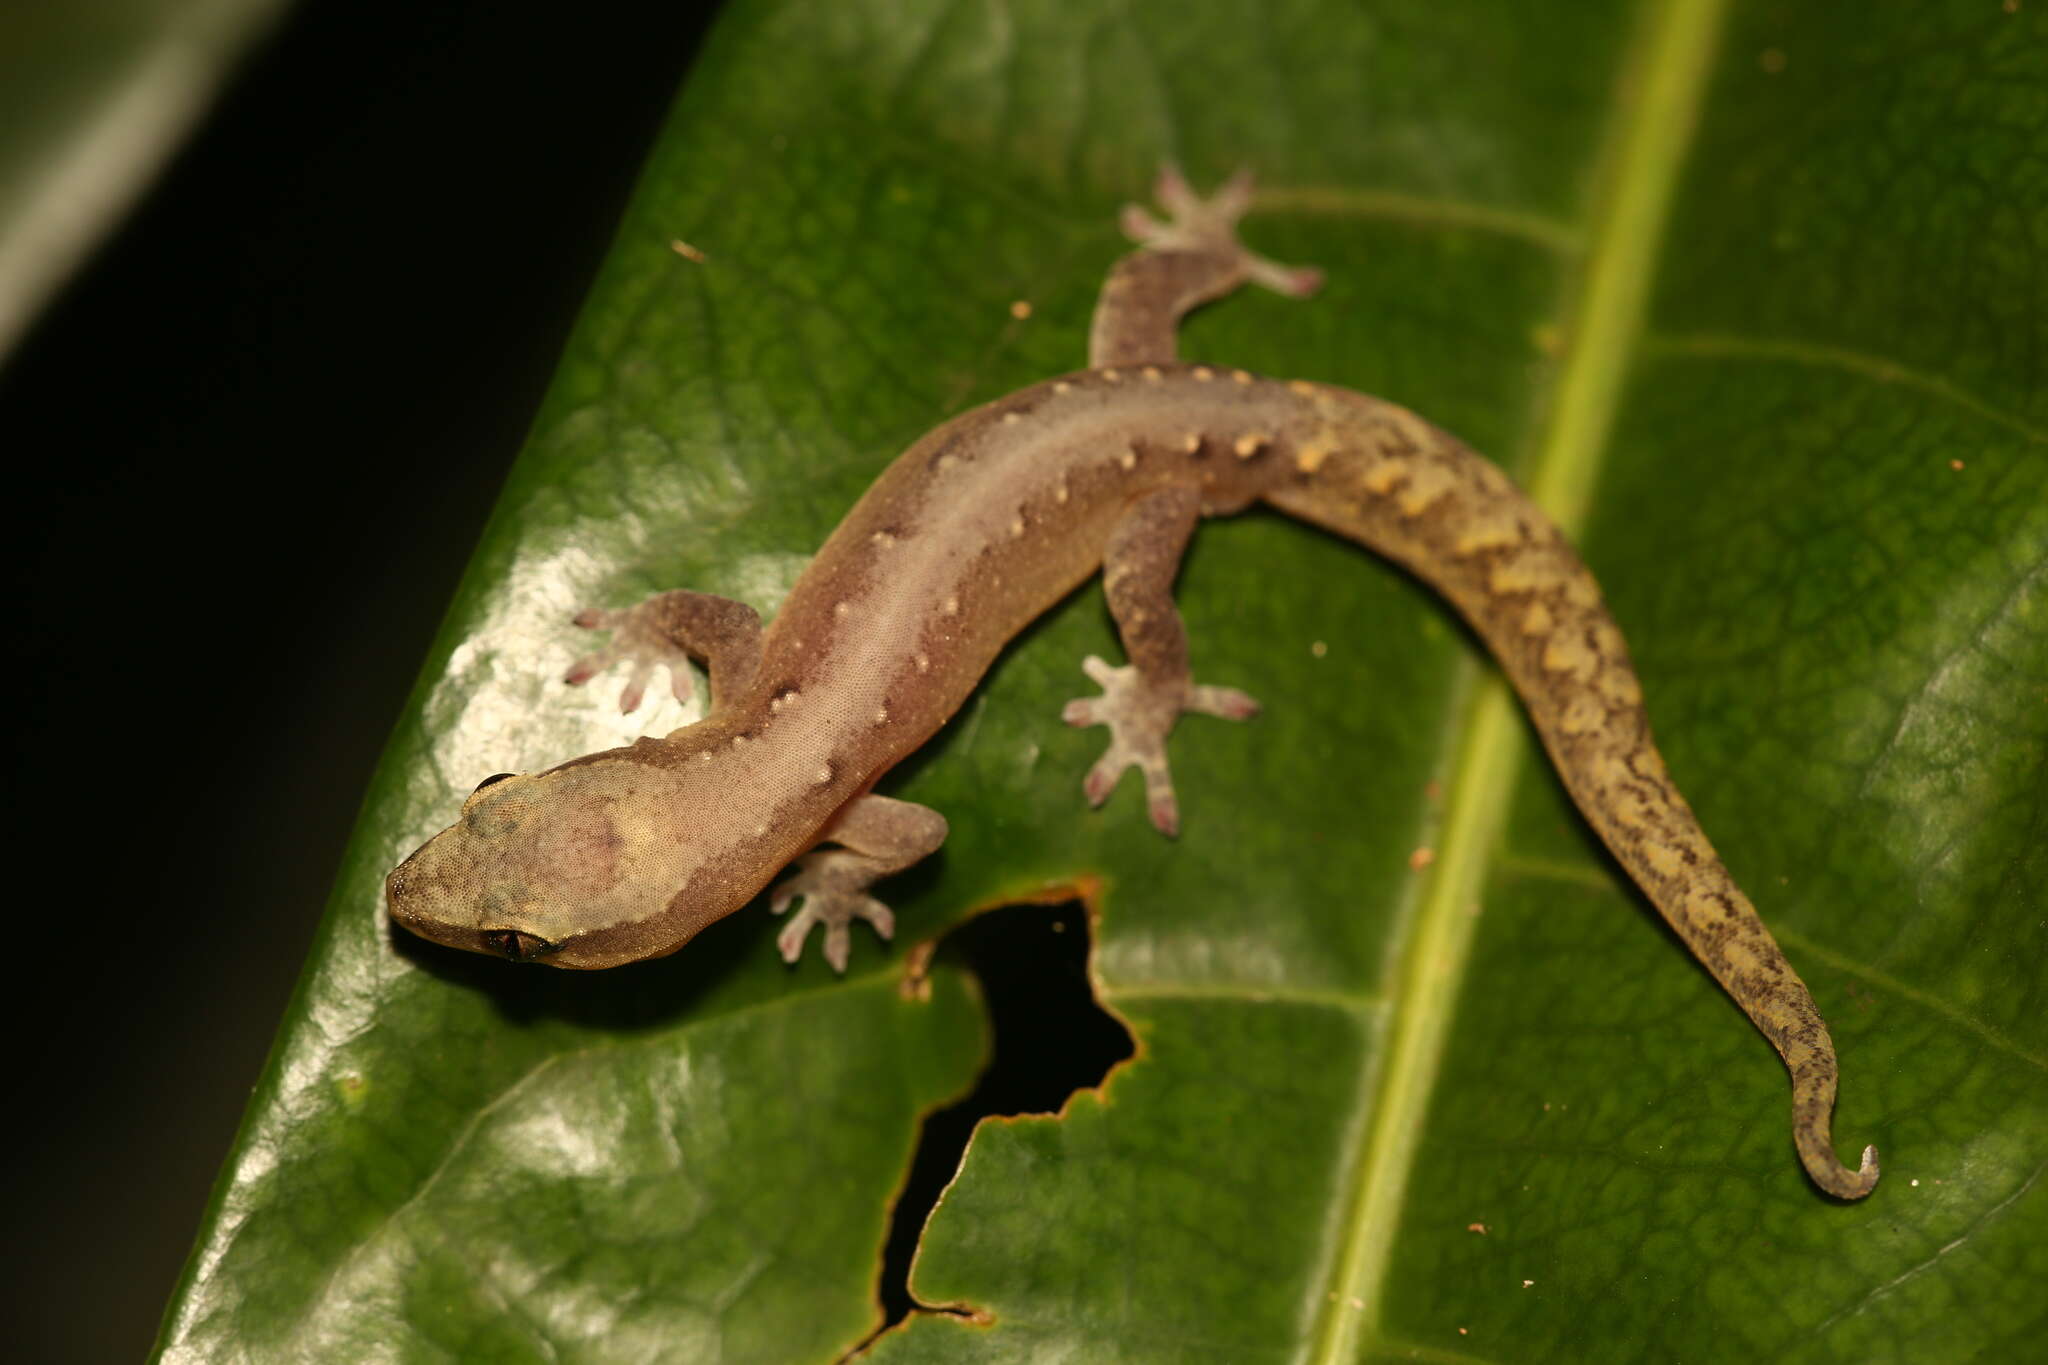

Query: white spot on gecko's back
left=1362, top=457, right=1408, bottom=495
left=1600, top=668, right=1644, bottom=707
left=1397, top=460, right=1457, bottom=516
left=1295, top=423, right=1339, bottom=473
left=1453, top=511, right=1523, bottom=556
left=1490, top=547, right=1571, bottom=596
left=1643, top=840, right=1686, bottom=879
left=1541, top=631, right=1599, bottom=682
left=1559, top=692, right=1607, bottom=735
left=1683, top=887, right=1727, bottom=924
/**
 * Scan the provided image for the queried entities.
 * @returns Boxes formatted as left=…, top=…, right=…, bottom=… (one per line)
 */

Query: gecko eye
left=482, top=929, right=558, bottom=962
left=462, top=772, right=527, bottom=815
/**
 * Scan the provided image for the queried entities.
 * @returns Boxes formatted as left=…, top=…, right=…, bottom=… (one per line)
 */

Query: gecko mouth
left=482, top=929, right=558, bottom=962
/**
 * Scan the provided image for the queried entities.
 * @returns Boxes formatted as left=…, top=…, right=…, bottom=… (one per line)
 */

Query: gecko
left=387, top=167, right=1879, bottom=1200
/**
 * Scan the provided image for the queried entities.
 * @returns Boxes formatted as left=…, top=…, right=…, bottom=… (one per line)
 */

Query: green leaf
left=159, top=0, right=2048, bottom=1361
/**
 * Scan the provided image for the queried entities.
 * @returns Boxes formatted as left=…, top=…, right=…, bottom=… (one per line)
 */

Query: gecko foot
left=770, top=850, right=897, bottom=973
left=1062, top=654, right=1258, bottom=837
left=1121, top=164, right=1323, bottom=299
left=563, top=602, right=697, bottom=714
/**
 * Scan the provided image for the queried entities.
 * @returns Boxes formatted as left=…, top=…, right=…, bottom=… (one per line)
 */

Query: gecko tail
left=1797, top=1125, right=1880, bottom=1200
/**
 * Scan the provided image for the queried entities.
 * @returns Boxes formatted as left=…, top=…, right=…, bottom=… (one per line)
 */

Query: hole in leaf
left=875, top=900, right=1134, bottom=1329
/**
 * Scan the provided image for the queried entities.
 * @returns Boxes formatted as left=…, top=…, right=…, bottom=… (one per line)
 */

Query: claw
left=1146, top=791, right=1181, bottom=838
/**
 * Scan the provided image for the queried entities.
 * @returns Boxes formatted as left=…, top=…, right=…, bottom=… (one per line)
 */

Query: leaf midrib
left=1308, top=0, right=1730, bottom=1356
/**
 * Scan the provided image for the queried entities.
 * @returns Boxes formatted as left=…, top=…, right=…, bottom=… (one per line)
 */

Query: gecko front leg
left=1064, top=486, right=1259, bottom=836
left=773, top=794, right=948, bottom=971
left=564, top=589, right=764, bottom=713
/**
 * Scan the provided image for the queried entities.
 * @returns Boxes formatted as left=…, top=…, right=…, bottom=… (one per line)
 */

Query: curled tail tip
left=1807, top=1142, right=1880, bottom=1200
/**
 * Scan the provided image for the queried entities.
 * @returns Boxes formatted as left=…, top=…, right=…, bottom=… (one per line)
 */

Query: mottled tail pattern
left=1263, top=383, right=1878, bottom=1199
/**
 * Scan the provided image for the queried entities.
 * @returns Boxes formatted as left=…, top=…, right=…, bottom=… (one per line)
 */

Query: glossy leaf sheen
left=160, top=0, right=2048, bottom=1361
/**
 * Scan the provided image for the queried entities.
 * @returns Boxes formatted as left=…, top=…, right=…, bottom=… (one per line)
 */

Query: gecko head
left=385, top=753, right=762, bottom=970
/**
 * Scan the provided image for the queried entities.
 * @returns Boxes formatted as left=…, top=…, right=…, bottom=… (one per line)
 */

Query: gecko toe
left=1121, top=163, right=1322, bottom=302
left=563, top=598, right=700, bottom=713
left=1083, top=753, right=1125, bottom=807
left=822, top=924, right=851, bottom=974
left=1146, top=792, right=1181, bottom=838
left=1189, top=683, right=1260, bottom=721
left=1154, top=162, right=1196, bottom=212
left=769, top=853, right=899, bottom=972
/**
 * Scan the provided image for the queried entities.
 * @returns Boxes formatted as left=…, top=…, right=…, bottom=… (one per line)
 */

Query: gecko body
left=387, top=169, right=1878, bottom=1199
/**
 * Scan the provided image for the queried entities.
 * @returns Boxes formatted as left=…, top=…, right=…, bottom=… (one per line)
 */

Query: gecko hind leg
left=1063, top=486, right=1259, bottom=836
left=1089, top=165, right=1323, bottom=369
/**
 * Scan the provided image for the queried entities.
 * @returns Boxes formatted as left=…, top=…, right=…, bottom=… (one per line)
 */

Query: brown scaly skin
left=388, top=167, right=1877, bottom=1198
left=1260, top=381, right=1878, bottom=1199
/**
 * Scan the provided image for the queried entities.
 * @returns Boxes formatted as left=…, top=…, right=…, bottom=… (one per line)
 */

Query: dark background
left=2, top=2, right=716, bottom=1356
